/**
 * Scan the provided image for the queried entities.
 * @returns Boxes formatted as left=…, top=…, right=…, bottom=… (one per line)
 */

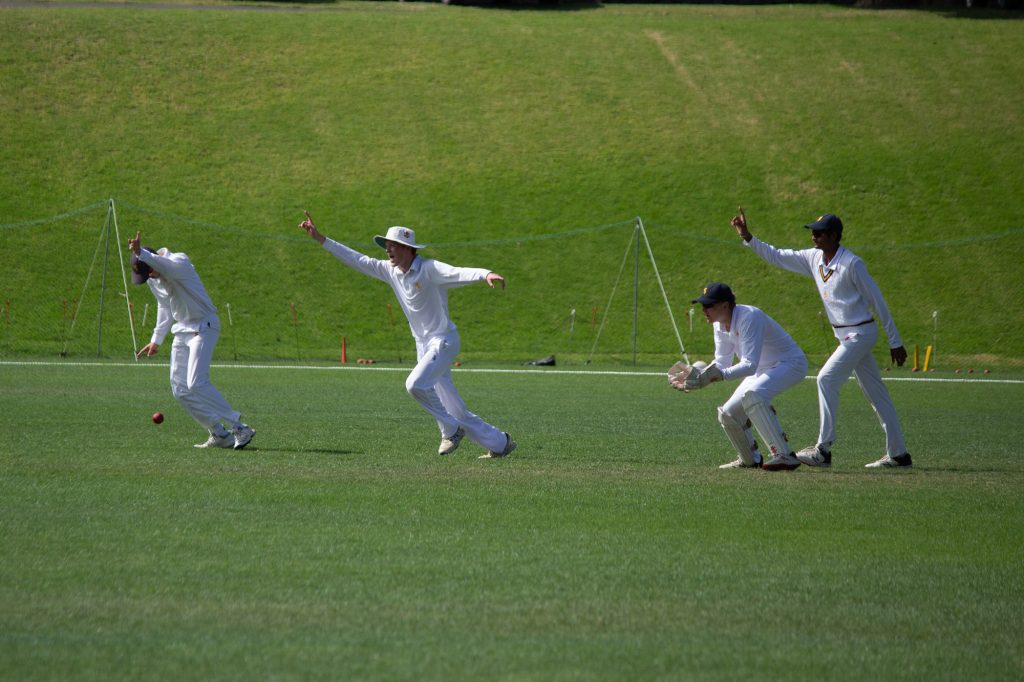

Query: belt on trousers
left=832, top=318, right=874, bottom=329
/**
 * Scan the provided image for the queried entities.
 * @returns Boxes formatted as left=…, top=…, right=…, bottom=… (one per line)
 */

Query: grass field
left=2, top=3, right=1023, bottom=365
left=2, top=3, right=1023, bottom=679
left=1, top=361, right=1022, bottom=679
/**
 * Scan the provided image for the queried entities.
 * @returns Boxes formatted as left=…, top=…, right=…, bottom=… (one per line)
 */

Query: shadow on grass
left=796, top=466, right=1014, bottom=474
left=243, top=447, right=359, bottom=456
left=442, top=0, right=601, bottom=10
left=443, top=0, right=1024, bottom=18
left=906, top=466, right=1013, bottom=473
left=6, top=0, right=1022, bottom=17
left=865, top=6, right=1024, bottom=19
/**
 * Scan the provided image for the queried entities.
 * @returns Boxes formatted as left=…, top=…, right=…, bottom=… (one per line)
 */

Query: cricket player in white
left=298, top=214, right=516, bottom=458
left=731, top=209, right=912, bottom=469
left=671, top=282, right=808, bottom=471
left=129, top=232, right=255, bottom=450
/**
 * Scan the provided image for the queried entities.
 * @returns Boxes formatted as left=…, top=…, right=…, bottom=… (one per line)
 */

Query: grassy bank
left=1, top=3, right=1022, bottom=365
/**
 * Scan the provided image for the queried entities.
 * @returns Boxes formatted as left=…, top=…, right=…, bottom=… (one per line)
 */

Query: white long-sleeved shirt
left=744, top=237, right=902, bottom=348
left=712, top=304, right=806, bottom=381
left=138, top=248, right=218, bottom=345
left=323, top=239, right=491, bottom=342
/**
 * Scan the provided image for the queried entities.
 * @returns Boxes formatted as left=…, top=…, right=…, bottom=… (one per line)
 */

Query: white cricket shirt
left=744, top=237, right=902, bottom=348
left=712, top=304, right=806, bottom=381
left=323, top=239, right=491, bottom=342
left=138, top=248, right=218, bottom=345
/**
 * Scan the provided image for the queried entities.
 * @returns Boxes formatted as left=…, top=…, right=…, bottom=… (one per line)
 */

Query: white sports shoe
left=796, top=444, right=832, bottom=468
left=233, top=424, right=255, bottom=450
left=438, top=427, right=466, bottom=455
left=761, top=451, right=801, bottom=472
left=865, top=452, right=913, bottom=469
left=194, top=433, right=235, bottom=449
left=479, top=433, right=517, bottom=459
left=718, top=455, right=763, bottom=469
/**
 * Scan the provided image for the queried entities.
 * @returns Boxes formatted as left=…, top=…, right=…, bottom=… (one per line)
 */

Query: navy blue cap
left=692, top=282, right=735, bottom=306
left=805, top=213, right=843, bottom=233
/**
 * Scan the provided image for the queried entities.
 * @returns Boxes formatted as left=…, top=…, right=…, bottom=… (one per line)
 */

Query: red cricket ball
left=152, top=412, right=164, bottom=424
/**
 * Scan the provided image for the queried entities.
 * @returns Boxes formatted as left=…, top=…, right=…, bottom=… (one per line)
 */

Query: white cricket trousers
left=405, top=332, right=506, bottom=452
left=817, top=321, right=907, bottom=456
left=169, top=320, right=241, bottom=431
left=719, top=357, right=808, bottom=436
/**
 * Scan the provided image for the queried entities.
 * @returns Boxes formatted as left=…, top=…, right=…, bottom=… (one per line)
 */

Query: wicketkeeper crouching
left=668, top=282, right=808, bottom=471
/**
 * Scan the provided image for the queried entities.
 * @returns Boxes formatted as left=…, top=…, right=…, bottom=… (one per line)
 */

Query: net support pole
left=109, top=199, right=140, bottom=360
left=586, top=226, right=636, bottom=365
left=636, top=217, right=689, bottom=364
left=63, top=212, right=108, bottom=358
left=632, top=220, right=640, bottom=366
left=96, top=202, right=114, bottom=357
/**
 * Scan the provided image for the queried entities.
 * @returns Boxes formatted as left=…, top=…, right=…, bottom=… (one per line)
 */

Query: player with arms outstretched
left=298, top=213, right=516, bottom=459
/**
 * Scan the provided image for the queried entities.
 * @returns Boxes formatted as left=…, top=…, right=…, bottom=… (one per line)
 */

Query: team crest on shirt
left=415, top=282, right=422, bottom=290
left=818, top=264, right=835, bottom=283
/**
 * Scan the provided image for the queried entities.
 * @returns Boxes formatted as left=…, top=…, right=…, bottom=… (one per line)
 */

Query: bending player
left=732, top=209, right=912, bottom=469
left=298, top=212, right=516, bottom=458
left=129, top=232, right=255, bottom=450
left=670, top=282, right=808, bottom=471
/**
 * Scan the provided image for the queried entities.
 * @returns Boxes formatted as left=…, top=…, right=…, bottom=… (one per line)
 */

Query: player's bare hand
left=486, top=272, right=505, bottom=289
left=731, top=207, right=752, bottom=241
left=137, top=342, right=160, bottom=358
left=128, top=231, right=141, bottom=255
left=298, top=210, right=326, bottom=244
left=891, top=346, right=908, bottom=367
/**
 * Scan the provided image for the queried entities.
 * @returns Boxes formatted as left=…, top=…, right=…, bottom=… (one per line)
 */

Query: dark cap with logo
left=692, top=282, right=735, bottom=306
left=805, top=213, right=843, bottom=233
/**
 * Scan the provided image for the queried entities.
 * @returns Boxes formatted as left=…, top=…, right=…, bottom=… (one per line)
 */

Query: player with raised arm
left=298, top=212, right=516, bottom=459
left=669, top=282, right=808, bottom=471
left=731, top=208, right=912, bottom=469
left=129, top=232, right=255, bottom=450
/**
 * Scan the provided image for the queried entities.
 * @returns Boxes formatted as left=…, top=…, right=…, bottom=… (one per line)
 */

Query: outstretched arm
left=731, top=207, right=753, bottom=242
left=734, top=207, right=814, bottom=278
left=486, top=272, right=505, bottom=289
left=299, top=210, right=391, bottom=282
left=298, top=210, right=326, bottom=245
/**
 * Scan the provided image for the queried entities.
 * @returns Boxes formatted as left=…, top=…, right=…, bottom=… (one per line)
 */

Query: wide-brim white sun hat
left=373, top=226, right=427, bottom=250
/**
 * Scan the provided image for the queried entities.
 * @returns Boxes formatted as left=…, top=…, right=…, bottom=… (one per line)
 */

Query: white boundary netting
left=0, top=201, right=699, bottom=365
left=4, top=200, right=1023, bottom=367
